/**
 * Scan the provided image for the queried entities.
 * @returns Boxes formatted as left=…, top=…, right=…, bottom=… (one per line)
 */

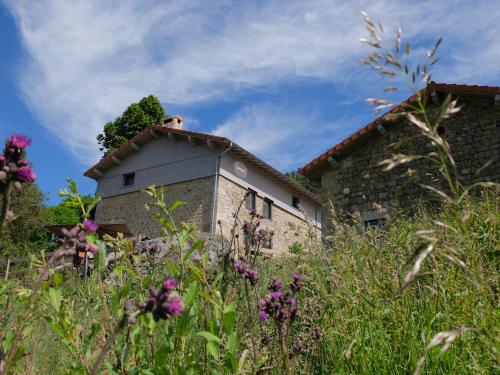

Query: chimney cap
left=163, top=114, right=184, bottom=129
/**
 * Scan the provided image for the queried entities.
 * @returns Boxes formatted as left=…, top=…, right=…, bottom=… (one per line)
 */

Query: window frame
left=263, top=233, right=273, bottom=249
left=123, top=172, right=135, bottom=187
left=245, top=189, right=256, bottom=210
left=263, top=198, right=273, bottom=220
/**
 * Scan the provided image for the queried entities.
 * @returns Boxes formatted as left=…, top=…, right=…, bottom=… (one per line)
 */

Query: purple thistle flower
left=259, top=310, right=270, bottom=321
left=246, top=269, right=258, bottom=285
left=165, top=294, right=183, bottom=317
left=83, top=219, right=99, bottom=233
left=162, top=277, right=177, bottom=291
left=242, top=221, right=251, bottom=235
left=6, top=134, right=31, bottom=150
left=16, top=166, right=36, bottom=183
left=270, top=291, right=282, bottom=299
left=289, top=274, right=304, bottom=292
left=86, top=244, right=98, bottom=254
left=269, top=279, right=283, bottom=291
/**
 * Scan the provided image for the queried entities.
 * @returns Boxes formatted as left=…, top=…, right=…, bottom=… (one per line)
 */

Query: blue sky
left=1, top=1, right=499, bottom=205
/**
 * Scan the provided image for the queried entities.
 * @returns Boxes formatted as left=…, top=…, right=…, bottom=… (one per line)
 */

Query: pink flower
left=16, top=166, right=36, bottom=183
left=162, top=277, right=177, bottom=291
left=165, top=294, right=183, bottom=316
left=86, top=244, right=98, bottom=254
left=6, top=134, right=31, bottom=149
left=83, top=219, right=99, bottom=232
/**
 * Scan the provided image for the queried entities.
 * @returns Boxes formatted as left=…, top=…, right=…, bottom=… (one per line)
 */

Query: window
left=263, top=198, right=272, bottom=219
left=263, top=233, right=273, bottom=249
left=361, top=210, right=386, bottom=230
left=292, top=196, right=300, bottom=209
left=364, top=218, right=386, bottom=229
left=245, top=189, right=256, bottom=210
left=123, top=172, right=135, bottom=187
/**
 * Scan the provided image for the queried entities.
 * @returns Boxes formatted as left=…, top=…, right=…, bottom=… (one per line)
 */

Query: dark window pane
left=123, top=172, right=135, bottom=186
left=263, top=233, right=273, bottom=249
left=263, top=199, right=272, bottom=219
left=292, top=196, right=300, bottom=209
left=245, top=190, right=256, bottom=210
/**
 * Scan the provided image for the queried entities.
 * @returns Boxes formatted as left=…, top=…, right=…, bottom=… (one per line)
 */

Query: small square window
left=123, top=172, right=135, bottom=187
left=245, top=189, right=256, bottom=210
left=292, top=196, right=300, bottom=209
left=263, top=198, right=272, bottom=219
left=364, top=218, right=386, bottom=229
left=263, top=233, right=273, bottom=249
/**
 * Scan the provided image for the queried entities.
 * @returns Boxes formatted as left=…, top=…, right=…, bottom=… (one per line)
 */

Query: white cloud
left=3, top=0, right=500, bottom=165
left=213, top=103, right=341, bottom=171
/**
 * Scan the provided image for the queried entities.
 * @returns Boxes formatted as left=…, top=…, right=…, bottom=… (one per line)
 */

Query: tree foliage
left=96, top=95, right=166, bottom=155
left=48, top=195, right=95, bottom=225
left=0, top=183, right=51, bottom=257
left=285, top=171, right=320, bottom=193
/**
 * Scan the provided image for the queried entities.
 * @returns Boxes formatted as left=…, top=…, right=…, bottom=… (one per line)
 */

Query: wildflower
left=164, top=294, right=183, bottom=317
left=289, top=274, right=304, bottom=292
left=83, top=219, right=99, bottom=233
left=86, top=244, right=98, bottom=254
left=312, top=327, right=323, bottom=341
left=259, top=310, right=270, bottom=321
left=292, top=339, right=305, bottom=354
left=234, top=262, right=258, bottom=285
left=162, top=277, right=177, bottom=291
left=242, top=221, right=251, bottom=235
left=246, top=269, right=258, bottom=285
left=16, top=166, right=36, bottom=183
left=269, top=279, right=283, bottom=291
left=143, top=277, right=183, bottom=321
left=259, top=273, right=303, bottom=324
left=6, top=134, right=31, bottom=150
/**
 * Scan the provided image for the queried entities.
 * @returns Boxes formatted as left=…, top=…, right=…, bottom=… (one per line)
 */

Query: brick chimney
left=163, top=115, right=184, bottom=130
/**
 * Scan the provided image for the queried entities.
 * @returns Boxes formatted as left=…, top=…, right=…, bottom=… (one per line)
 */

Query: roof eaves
left=299, top=82, right=500, bottom=177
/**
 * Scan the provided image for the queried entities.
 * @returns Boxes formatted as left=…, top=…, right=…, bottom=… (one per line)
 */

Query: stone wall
left=320, top=95, right=499, bottom=233
left=94, top=176, right=216, bottom=238
left=216, top=175, right=319, bottom=255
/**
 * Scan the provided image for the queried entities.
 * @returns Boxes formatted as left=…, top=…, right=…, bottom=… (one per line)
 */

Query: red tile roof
left=84, top=125, right=322, bottom=205
left=299, top=82, right=500, bottom=178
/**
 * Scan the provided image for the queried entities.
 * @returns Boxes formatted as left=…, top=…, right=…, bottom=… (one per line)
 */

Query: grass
left=1, top=196, right=498, bottom=374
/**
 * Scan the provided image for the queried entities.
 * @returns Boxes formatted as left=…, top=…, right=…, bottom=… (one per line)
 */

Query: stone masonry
left=95, top=176, right=215, bottom=238
left=320, top=94, right=499, bottom=233
left=216, top=175, right=318, bottom=255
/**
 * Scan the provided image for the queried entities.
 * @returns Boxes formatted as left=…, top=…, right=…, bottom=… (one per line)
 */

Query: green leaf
left=94, top=242, right=107, bottom=272
left=53, top=272, right=64, bottom=288
left=222, top=304, right=236, bottom=334
left=227, top=332, right=240, bottom=354
left=206, top=341, right=219, bottom=359
left=197, top=331, right=222, bottom=344
left=170, top=200, right=185, bottom=212
left=2, top=330, right=14, bottom=352
left=48, top=288, right=62, bottom=312
left=183, top=281, right=200, bottom=306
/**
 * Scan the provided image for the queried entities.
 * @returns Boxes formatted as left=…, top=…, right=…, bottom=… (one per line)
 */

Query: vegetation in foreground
left=0, top=13, right=499, bottom=375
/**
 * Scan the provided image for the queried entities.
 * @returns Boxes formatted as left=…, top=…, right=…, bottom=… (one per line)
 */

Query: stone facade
left=216, top=175, right=318, bottom=255
left=95, top=176, right=215, bottom=238
left=319, top=95, right=499, bottom=233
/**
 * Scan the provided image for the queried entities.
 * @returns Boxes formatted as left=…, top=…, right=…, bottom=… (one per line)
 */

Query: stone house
left=299, top=82, right=500, bottom=232
left=85, top=116, right=322, bottom=255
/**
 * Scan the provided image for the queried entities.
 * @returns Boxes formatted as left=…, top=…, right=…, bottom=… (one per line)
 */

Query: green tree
left=285, top=171, right=320, bottom=193
left=96, top=95, right=166, bottom=155
left=0, top=183, right=51, bottom=257
left=48, top=195, right=95, bottom=224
